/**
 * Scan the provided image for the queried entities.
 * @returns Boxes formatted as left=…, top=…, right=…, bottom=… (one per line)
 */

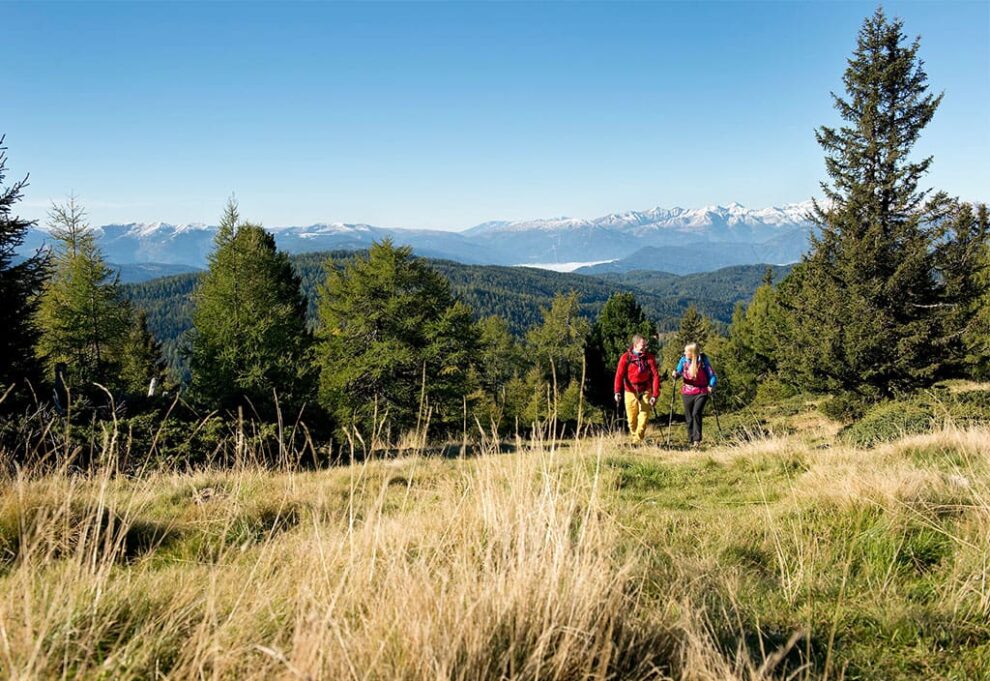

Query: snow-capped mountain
left=461, top=202, right=815, bottom=265
left=20, top=202, right=816, bottom=273
left=465, top=201, right=814, bottom=237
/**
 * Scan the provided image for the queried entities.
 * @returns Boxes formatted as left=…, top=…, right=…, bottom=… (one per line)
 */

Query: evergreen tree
left=971, top=239, right=990, bottom=378
left=34, top=196, right=132, bottom=392
left=588, top=292, right=654, bottom=371
left=585, top=292, right=654, bottom=407
left=119, top=309, right=169, bottom=397
left=673, top=304, right=711, bottom=350
left=188, top=204, right=315, bottom=420
left=316, top=240, right=478, bottom=439
left=661, top=305, right=714, bottom=373
left=0, top=135, right=48, bottom=398
left=722, top=283, right=788, bottom=404
left=780, top=8, right=955, bottom=397
left=946, top=203, right=990, bottom=376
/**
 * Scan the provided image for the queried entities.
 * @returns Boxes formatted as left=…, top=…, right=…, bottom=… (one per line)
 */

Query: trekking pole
left=710, top=389, right=724, bottom=440
left=665, top=375, right=677, bottom=448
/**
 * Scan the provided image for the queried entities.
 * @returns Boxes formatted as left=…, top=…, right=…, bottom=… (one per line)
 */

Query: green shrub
left=753, top=376, right=797, bottom=404
left=820, top=392, right=869, bottom=422
left=841, top=400, right=933, bottom=447
left=946, top=389, right=990, bottom=424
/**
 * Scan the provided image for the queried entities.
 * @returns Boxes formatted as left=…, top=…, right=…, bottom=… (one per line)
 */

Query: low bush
left=842, top=400, right=933, bottom=447
left=946, top=389, right=990, bottom=424
left=754, top=376, right=798, bottom=405
left=820, top=392, right=870, bottom=422
left=837, top=386, right=990, bottom=448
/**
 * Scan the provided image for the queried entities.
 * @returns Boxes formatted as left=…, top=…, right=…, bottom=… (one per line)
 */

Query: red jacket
left=614, top=350, right=660, bottom=398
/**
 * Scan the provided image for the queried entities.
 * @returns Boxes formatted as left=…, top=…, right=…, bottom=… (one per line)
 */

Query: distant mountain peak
left=118, top=222, right=212, bottom=237
left=464, top=201, right=815, bottom=236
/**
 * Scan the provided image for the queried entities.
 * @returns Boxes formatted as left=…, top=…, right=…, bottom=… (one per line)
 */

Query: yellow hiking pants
left=624, top=391, right=653, bottom=442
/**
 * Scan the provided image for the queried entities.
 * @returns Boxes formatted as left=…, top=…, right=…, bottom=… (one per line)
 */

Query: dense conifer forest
left=123, top=253, right=784, bottom=375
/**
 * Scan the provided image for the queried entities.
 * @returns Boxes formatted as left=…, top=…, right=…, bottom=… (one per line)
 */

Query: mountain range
left=20, top=201, right=816, bottom=275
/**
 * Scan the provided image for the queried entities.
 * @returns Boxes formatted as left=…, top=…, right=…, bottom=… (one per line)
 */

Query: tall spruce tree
left=780, top=8, right=954, bottom=398
left=588, top=293, right=654, bottom=371
left=0, top=135, right=48, bottom=398
left=34, top=196, right=132, bottom=392
left=947, top=203, right=990, bottom=376
left=315, top=240, right=477, bottom=439
left=971, top=231, right=990, bottom=378
left=188, top=200, right=315, bottom=420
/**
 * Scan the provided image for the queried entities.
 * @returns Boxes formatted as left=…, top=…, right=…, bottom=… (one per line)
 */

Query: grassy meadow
left=1, top=388, right=988, bottom=680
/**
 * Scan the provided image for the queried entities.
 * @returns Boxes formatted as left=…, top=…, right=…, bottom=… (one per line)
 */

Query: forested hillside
left=124, top=252, right=781, bottom=372
left=592, top=264, right=793, bottom=299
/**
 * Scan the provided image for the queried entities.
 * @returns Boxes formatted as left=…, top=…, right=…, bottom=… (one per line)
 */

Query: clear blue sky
left=4, top=1, right=988, bottom=230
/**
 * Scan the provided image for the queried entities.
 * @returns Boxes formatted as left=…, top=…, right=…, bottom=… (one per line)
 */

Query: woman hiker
left=613, top=334, right=661, bottom=444
left=671, top=342, right=717, bottom=448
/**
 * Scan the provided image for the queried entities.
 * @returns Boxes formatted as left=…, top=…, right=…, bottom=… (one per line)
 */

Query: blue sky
left=4, top=1, right=988, bottom=231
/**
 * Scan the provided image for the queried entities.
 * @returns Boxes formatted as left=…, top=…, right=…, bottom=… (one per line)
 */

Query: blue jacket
left=673, top=354, right=717, bottom=388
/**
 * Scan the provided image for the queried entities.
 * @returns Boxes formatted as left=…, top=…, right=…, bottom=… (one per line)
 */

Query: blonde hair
left=684, top=343, right=701, bottom=380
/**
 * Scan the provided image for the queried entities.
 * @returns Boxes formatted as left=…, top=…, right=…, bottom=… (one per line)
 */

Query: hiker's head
left=631, top=334, right=648, bottom=353
left=684, top=342, right=700, bottom=359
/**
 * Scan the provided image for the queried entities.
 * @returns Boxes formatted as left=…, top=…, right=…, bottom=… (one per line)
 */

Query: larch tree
left=474, top=315, right=524, bottom=404
left=521, top=292, right=593, bottom=425
left=673, top=304, right=712, bottom=351
left=34, top=196, right=132, bottom=392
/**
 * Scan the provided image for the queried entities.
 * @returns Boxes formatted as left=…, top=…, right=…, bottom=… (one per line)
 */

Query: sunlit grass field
left=1, top=395, right=988, bottom=679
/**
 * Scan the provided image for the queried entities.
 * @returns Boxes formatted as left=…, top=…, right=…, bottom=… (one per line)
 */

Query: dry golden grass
left=0, top=420, right=988, bottom=679
left=0, top=439, right=659, bottom=680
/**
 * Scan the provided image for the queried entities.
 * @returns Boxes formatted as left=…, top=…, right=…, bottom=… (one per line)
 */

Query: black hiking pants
left=682, top=393, right=709, bottom=443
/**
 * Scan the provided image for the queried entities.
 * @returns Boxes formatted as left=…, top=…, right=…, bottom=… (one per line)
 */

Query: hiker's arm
left=613, top=354, right=627, bottom=395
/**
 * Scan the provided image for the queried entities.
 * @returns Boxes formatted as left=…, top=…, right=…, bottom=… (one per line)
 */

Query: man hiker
left=613, top=334, right=661, bottom=444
